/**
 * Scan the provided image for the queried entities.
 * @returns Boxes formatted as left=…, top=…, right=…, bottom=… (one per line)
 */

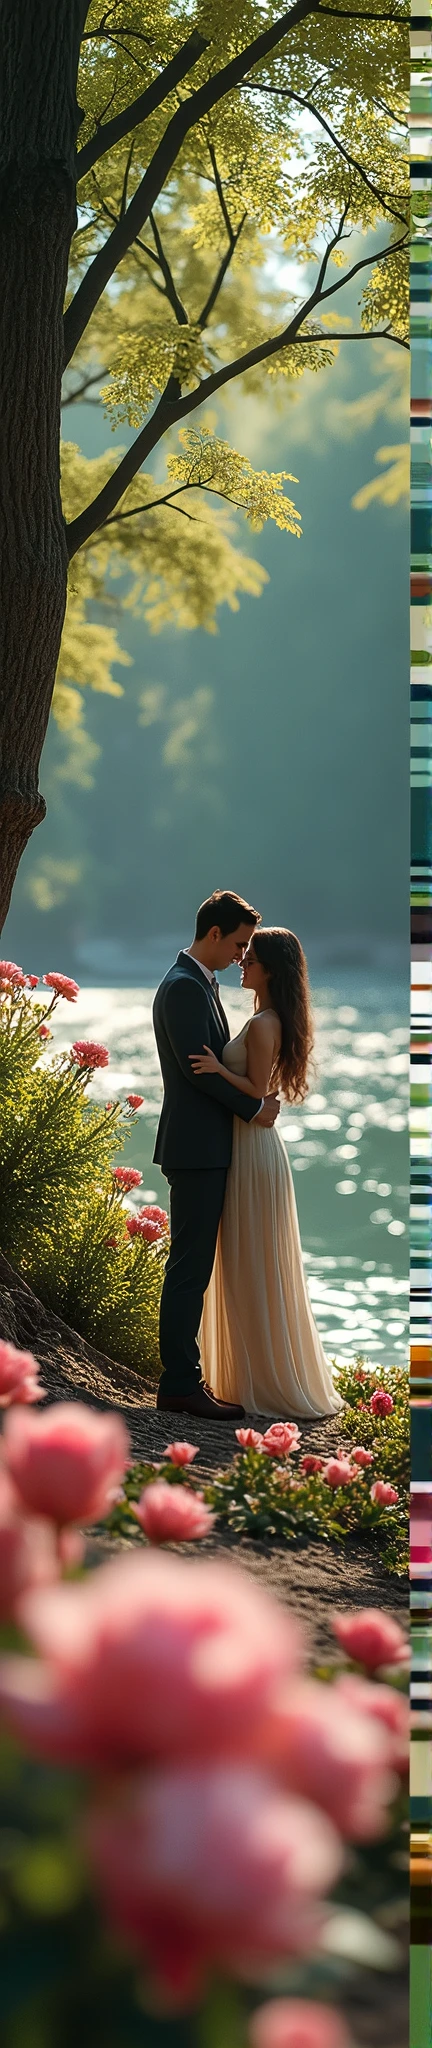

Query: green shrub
left=0, top=974, right=165, bottom=1375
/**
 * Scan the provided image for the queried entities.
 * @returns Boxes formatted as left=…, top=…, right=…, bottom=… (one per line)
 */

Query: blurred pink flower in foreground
left=249, top=1998, right=351, bottom=2048
left=351, top=1447, right=374, bottom=1468
left=0, top=1339, right=44, bottom=1407
left=43, top=973, right=79, bottom=1001
left=71, top=1040, right=110, bottom=1069
left=0, top=1471, right=58, bottom=1619
left=335, top=1675, right=409, bottom=1775
left=135, top=1482, right=214, bottom=1546
left=300, top=1456, right=323, bottom=1477
left=0, top=1553, right=303, bottom=1768
left=261, top=1424, right=301, bottom=1458
left=370, top=1389, right=393, bottom=1418
left=236, top=1428, right=264, bottom=1450
left=85, top=1763, right=342, bottom=2004
left=322, top=1459, right=356, bottom=1489
left=371, top=1480, right=399, bottom=1506
left=164, top=1442, right=198, bottom=1466
left=331, top=1608, right=408, bottom=1671
left=126, top=1094, right=144, bottom=1109
left=2, top=1402, right=129, bottom=1529
left=113, top=1167, right=142, bottom=1191
left=274, top=1680, right=395, bottom=1841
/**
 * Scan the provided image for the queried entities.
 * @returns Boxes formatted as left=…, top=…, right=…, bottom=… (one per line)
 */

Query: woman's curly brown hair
left=251, top=927, right=314, bottom=1102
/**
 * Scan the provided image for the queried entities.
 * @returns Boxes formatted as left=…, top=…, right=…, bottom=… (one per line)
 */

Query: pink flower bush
left=0, top=960, right=25, bottom=986
left=164, top=1442, right=198, bottom=1467
left=71, top=1040, right=109, bottom=1069
left=2, top=1402, right=129, bottom=1530
left=0, top=1471, right=58, bottom=1619
left=135, top=1482, right=214, bottom=1545
left=236, top=1428, right=264, bottom=1450
left=85, top=1763, right=342, bottom=2003
left=322, top=1459, right=357, bottom=1488
left=26, top=974, right=39, bottom=988
left=300, top=1456, right=323, bottom=1477
left=371, top=1480, right=398, bottom=1506
left=113, top=1167, right=142, bottom=1191
left=249, top=1999, right=351, bottom=2048
left=261, top=1424, right=301, bottom=1458
left=43, top=973, right=79, bottom=1001
left=275, top=1680, right=395, bottom=1841
left=331, top=1608, right=408, bottom=1671
left=0, top=1339, right=44, bottom=1407
left=0, top=1553, right=303, bottom=1768
left=335, top=1676, right=409, bottom=1775
left=354, top=1366, right=366, bottom=1383
left=126, top=1094, right=144, bottom=1109
left=351, top=1446, right=374, bottom=1468
left=38, top=1024, right=51, bottom=1041
left=370, top=1388, right=394, bottom=1418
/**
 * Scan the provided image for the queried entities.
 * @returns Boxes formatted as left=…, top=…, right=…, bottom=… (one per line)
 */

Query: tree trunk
left=0, top=0, right=86, bottom=931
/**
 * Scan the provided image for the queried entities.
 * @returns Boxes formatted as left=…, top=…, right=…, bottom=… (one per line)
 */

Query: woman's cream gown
left=200, top=1019, right=343, bottom=1419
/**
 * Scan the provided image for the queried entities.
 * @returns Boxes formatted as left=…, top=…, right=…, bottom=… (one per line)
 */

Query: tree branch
left=149, top=211, right=189, bottom=324
left=61, top=367, right=109, bottom=405
left=64, top=0, right=322, bottom=365
left=242, top=83, right=407, bottom=227
left=76, top=27, right=208, bottom=180
left=66, top=227, right=407, bottom=558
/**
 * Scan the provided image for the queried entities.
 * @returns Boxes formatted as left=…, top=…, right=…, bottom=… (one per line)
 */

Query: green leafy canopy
left=59, top=0, right=409, bottom=774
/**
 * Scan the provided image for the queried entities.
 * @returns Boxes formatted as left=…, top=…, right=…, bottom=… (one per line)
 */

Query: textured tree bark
left=0, top=0, right=87, bottom=930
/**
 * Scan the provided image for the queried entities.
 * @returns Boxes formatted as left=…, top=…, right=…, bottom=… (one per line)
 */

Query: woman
left=189, top=927, right=342, bottom=1418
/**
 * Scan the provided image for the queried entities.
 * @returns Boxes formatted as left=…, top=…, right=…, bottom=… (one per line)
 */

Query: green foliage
left=52, top=0, right=409, bottom=784
left=0, top=984, right=164, bottom=1376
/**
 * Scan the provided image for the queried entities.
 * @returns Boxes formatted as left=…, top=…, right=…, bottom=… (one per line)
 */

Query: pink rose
left=331, top=1608, right=408, bottom=1671
left=0, top=1339, right=44, bottom=1407
left=370, top=1480, right=399, bottom=1506
left=335, top=1676, right=409, bottom=1775
left=164, top=1442, right=199, bottom=1466
left=275, top=1680, right=395, bottom=1842
left=0, top=1553, right=304, bottom=1768
left=71, top=1040, right=109, bottom=1069
left=126, top=1094, right=144, bottom=1109
left=249, top=1998, right=351, bottom=2048
left=113, top=1167, right=142, bottom=1191
left=351, top=1447, right=374, bottom=1468
left=300, top=1456, right=323, bottom=1476
left=261, top=1424, right=301, bottom=1458
left=138, top=1205, right=169, bottom=1225
left=370, top=1389, right=394, bottom=1417
left=85, top=1764, right=342, bottom=2003
left=43, top=973, right=80, bottom=1001
left=0, top=960, right=25, bottom=986
left=236, top=1428, right=264, bottom=1450
left=322, top=1458, right=357, bottom=1488
left=3, top=1402, right=129, bottom=1529
left=0, top=1471, right=58, bottom=1619
left=135, top=1482, right=214, bottom=1545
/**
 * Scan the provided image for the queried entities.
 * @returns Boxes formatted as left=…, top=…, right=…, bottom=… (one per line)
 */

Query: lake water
left=49, top=973, right=408, bottom=1371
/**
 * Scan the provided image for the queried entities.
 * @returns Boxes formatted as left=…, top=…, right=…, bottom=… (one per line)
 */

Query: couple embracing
left=153, top=889, right=342, bottom=1424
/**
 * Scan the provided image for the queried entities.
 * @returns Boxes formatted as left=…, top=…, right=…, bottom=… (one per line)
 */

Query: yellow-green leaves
left=167, top=427, right=302, bottom=533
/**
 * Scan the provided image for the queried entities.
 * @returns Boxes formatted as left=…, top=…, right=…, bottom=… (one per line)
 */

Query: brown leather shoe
left=156, top=1384, right=245, bottom=1421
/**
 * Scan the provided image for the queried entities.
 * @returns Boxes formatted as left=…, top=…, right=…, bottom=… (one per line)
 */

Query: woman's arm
left=189, top=1015, right=279, bottom=1100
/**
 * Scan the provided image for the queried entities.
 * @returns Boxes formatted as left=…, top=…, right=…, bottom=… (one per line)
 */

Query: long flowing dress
left=200, top=1019, right=343, bottom=1418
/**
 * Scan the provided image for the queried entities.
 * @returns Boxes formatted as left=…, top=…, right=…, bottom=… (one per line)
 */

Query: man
left=152, top=889, right=280, bottom=1417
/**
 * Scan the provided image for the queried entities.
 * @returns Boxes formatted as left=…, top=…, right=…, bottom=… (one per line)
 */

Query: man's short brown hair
left=195, top=889, right=261, bottom=940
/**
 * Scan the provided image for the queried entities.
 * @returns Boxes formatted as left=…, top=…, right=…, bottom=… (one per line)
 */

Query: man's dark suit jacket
left=153, top=951, right=262, bottom=1171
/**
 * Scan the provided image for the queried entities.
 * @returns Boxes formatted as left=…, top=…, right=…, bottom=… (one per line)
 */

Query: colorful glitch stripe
left=411, top=0, right=432, bottom=2031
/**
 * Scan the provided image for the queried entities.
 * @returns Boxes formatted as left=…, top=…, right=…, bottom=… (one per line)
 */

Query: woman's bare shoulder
left=248, top=1010, right=281, bottom=1044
